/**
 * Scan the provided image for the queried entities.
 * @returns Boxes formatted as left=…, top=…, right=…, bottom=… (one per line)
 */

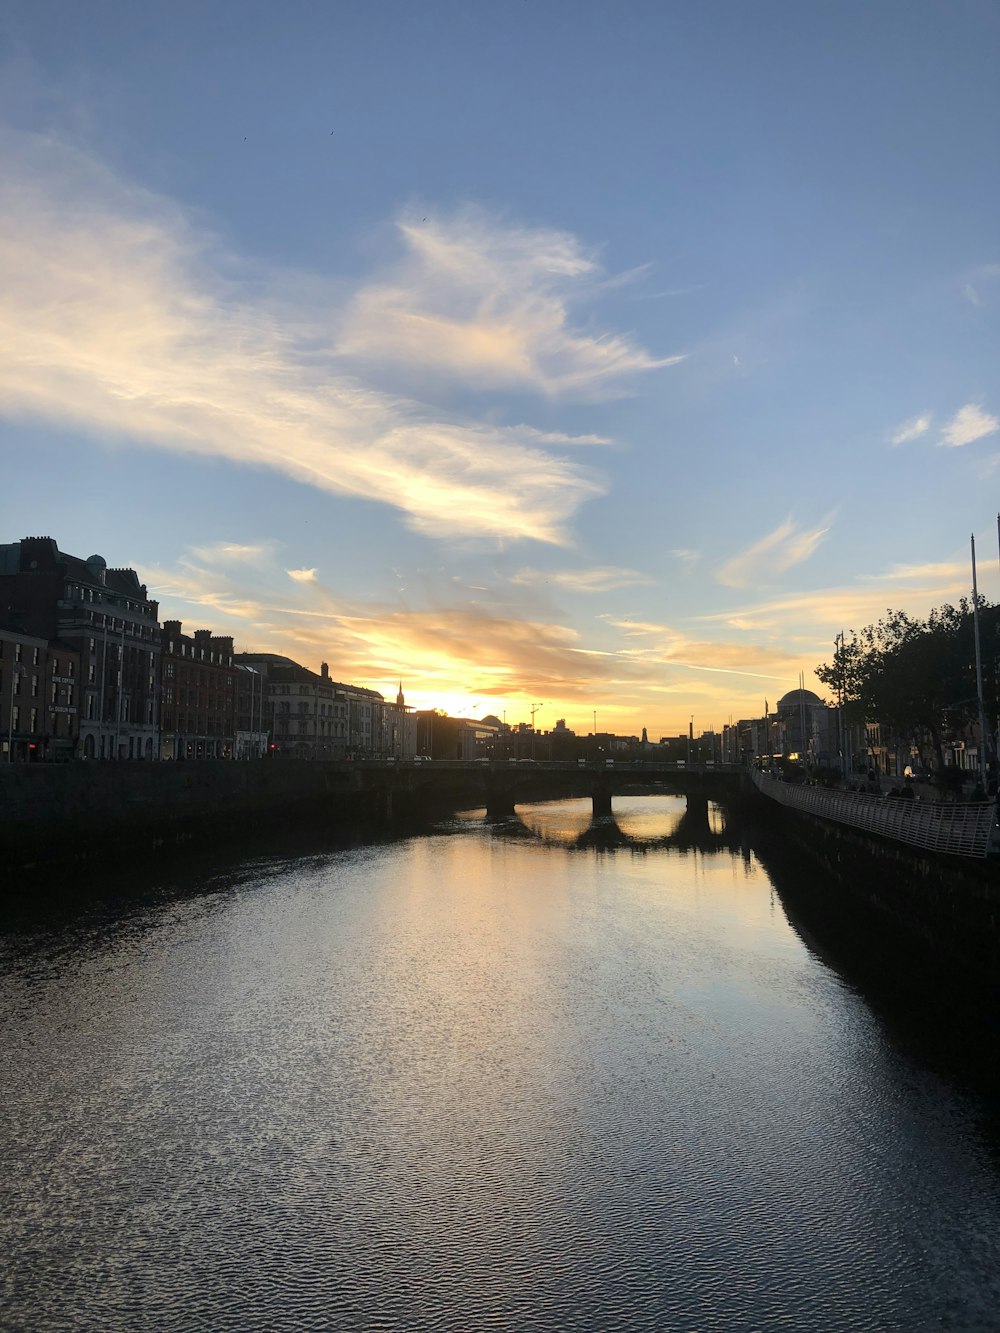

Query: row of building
left=0, top=536, right=416, bottom=763
left=716, top=687, right=980, bottom=779
left=7, top=535, right=956, bottom=776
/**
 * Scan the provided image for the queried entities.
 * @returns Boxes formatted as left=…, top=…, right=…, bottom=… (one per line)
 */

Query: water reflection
left=489, top=794, right=742, bottom=855
left=2, top=798, right=1000, bottom=1332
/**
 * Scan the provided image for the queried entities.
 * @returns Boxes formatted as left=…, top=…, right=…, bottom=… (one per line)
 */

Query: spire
left=396, top=681, right=405, bottom=708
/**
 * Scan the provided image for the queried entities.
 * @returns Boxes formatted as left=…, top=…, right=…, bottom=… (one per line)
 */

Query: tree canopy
left=815, top=599, right=1000, bottom=771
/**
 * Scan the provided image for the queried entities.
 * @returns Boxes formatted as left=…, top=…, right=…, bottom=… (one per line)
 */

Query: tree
left=816, top=600, right=995, bottom=774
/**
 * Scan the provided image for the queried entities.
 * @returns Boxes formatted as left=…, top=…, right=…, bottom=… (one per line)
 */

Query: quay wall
left=751, top=797, right=1000, bottom=985
left=0, top=761, right=373, bottom=871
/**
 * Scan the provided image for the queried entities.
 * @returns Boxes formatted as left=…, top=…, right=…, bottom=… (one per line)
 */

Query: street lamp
left=7, top=664, right=25, bottom=763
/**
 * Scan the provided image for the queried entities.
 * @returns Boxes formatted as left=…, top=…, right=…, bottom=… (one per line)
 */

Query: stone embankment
left=749, top=782, right=1000, bottom=987
left=0, top=760, right=377, bottom=872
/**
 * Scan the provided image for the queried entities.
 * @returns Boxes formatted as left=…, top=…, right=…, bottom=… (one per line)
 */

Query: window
left=69, top=661, right=75, bottom=677
left=29, top=708, right=38, bottom=732
left=11, top=705, right=19, bottom=731
left=32, top=647, right=39, bottom=666
left=14, top=643, right=21, bottom=663
left=88, top=664, right=96, bottom=683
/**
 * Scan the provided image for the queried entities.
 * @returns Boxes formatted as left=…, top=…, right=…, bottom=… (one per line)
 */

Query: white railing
left=751, top=770, right=998, bottom=859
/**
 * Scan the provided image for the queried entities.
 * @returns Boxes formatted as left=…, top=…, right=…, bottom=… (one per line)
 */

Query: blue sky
left=2, top=1, right=999, bottom=735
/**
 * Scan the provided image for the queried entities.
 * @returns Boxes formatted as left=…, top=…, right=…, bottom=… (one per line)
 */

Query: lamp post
left=7, top=664, right=25, bottom=763
left=248, top=667, right=255, bottom=759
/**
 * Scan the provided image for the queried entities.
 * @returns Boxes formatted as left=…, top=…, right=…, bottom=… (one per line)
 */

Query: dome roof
left=777, top=687, right=824, bottom=709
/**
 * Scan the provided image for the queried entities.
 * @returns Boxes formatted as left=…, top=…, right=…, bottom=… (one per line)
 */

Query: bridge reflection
left=475, top=796, right=744, bottom=856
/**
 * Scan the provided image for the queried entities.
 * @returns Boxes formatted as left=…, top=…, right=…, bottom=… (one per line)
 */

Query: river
left=2, top=795, right=999, bottom=1331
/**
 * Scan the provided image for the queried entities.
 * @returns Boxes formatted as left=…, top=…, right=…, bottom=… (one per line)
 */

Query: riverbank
left=747, top=793, right=1000, bottom=999
left=0, top=760, right=389, bottom=873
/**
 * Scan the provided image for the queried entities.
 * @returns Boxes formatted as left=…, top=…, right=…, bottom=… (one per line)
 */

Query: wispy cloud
left=940, top=403, right=1000, bottom=448
left=141, top=543, right=810, bottom=735
left=858, top=559, right=968, bottom=584
left=700, top=560, right=971, bottom=639
left=287, top=568, right=318, bottom=583
left=188, top=541, right=278, bottom=565
left=716, top=518, right=831, bottom=589
left=961, top=263, right=1000, bottom=307
left=668, top=548, right=701, bottom=570
left=511, top=565, right=653, bottom=592
left=0, top=129, right=672, bottom=545
left=602, top=618, right=671, bottom=636
left=889, top=412, right=932, bottom=445
left=336, top=207, right=685, bottom=398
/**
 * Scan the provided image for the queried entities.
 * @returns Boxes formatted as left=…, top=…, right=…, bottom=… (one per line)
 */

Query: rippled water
left=2, top=796, right=1000, bottom=1331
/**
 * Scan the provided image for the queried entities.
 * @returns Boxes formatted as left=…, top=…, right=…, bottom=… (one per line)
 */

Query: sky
left=1, top=0, right=999, bottom=737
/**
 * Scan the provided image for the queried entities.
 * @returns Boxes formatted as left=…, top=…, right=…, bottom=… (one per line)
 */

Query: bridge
left=493, top=799, right=747, bottom=856
left=319, top=758, right=744, bottom=819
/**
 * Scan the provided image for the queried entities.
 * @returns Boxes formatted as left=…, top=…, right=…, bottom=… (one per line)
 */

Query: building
left=774, top=688, right=835, bottom=766
left=346, top=682, right=383, bottom=758
left=233, top=662, right=271, bottom=759
left=1, top=627, right=80, bottom=762
left=0, top=537, right=160, bottom=759
left=159, top=622, right=238, bottom=760
left=375, top=683, right=417, bottom=759
left=237, top=655, right=347, bottom=760
left=415, top=711, right=501, bottom=760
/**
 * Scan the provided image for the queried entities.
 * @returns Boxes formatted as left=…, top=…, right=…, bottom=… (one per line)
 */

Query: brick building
left=1, top=627, right=80, bottom=762
left=0, top=537, right=160, bottom=759
left=159, top=621, right=238, bottom=759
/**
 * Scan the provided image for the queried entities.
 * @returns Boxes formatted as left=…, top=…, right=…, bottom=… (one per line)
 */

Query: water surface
left=2, top=796, right=998, bottom=1331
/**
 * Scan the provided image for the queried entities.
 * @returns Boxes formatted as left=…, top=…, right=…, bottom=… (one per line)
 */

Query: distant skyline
left=2, top=1, right=999, bottom=734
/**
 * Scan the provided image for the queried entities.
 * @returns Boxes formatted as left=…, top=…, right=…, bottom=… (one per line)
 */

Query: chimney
left=19, top=537, right=60, bottom=571
left=321, top=662, right=329, bottom=680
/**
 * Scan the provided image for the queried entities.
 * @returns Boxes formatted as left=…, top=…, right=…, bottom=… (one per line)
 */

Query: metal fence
left=751, top=770, right=998, bottom=860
